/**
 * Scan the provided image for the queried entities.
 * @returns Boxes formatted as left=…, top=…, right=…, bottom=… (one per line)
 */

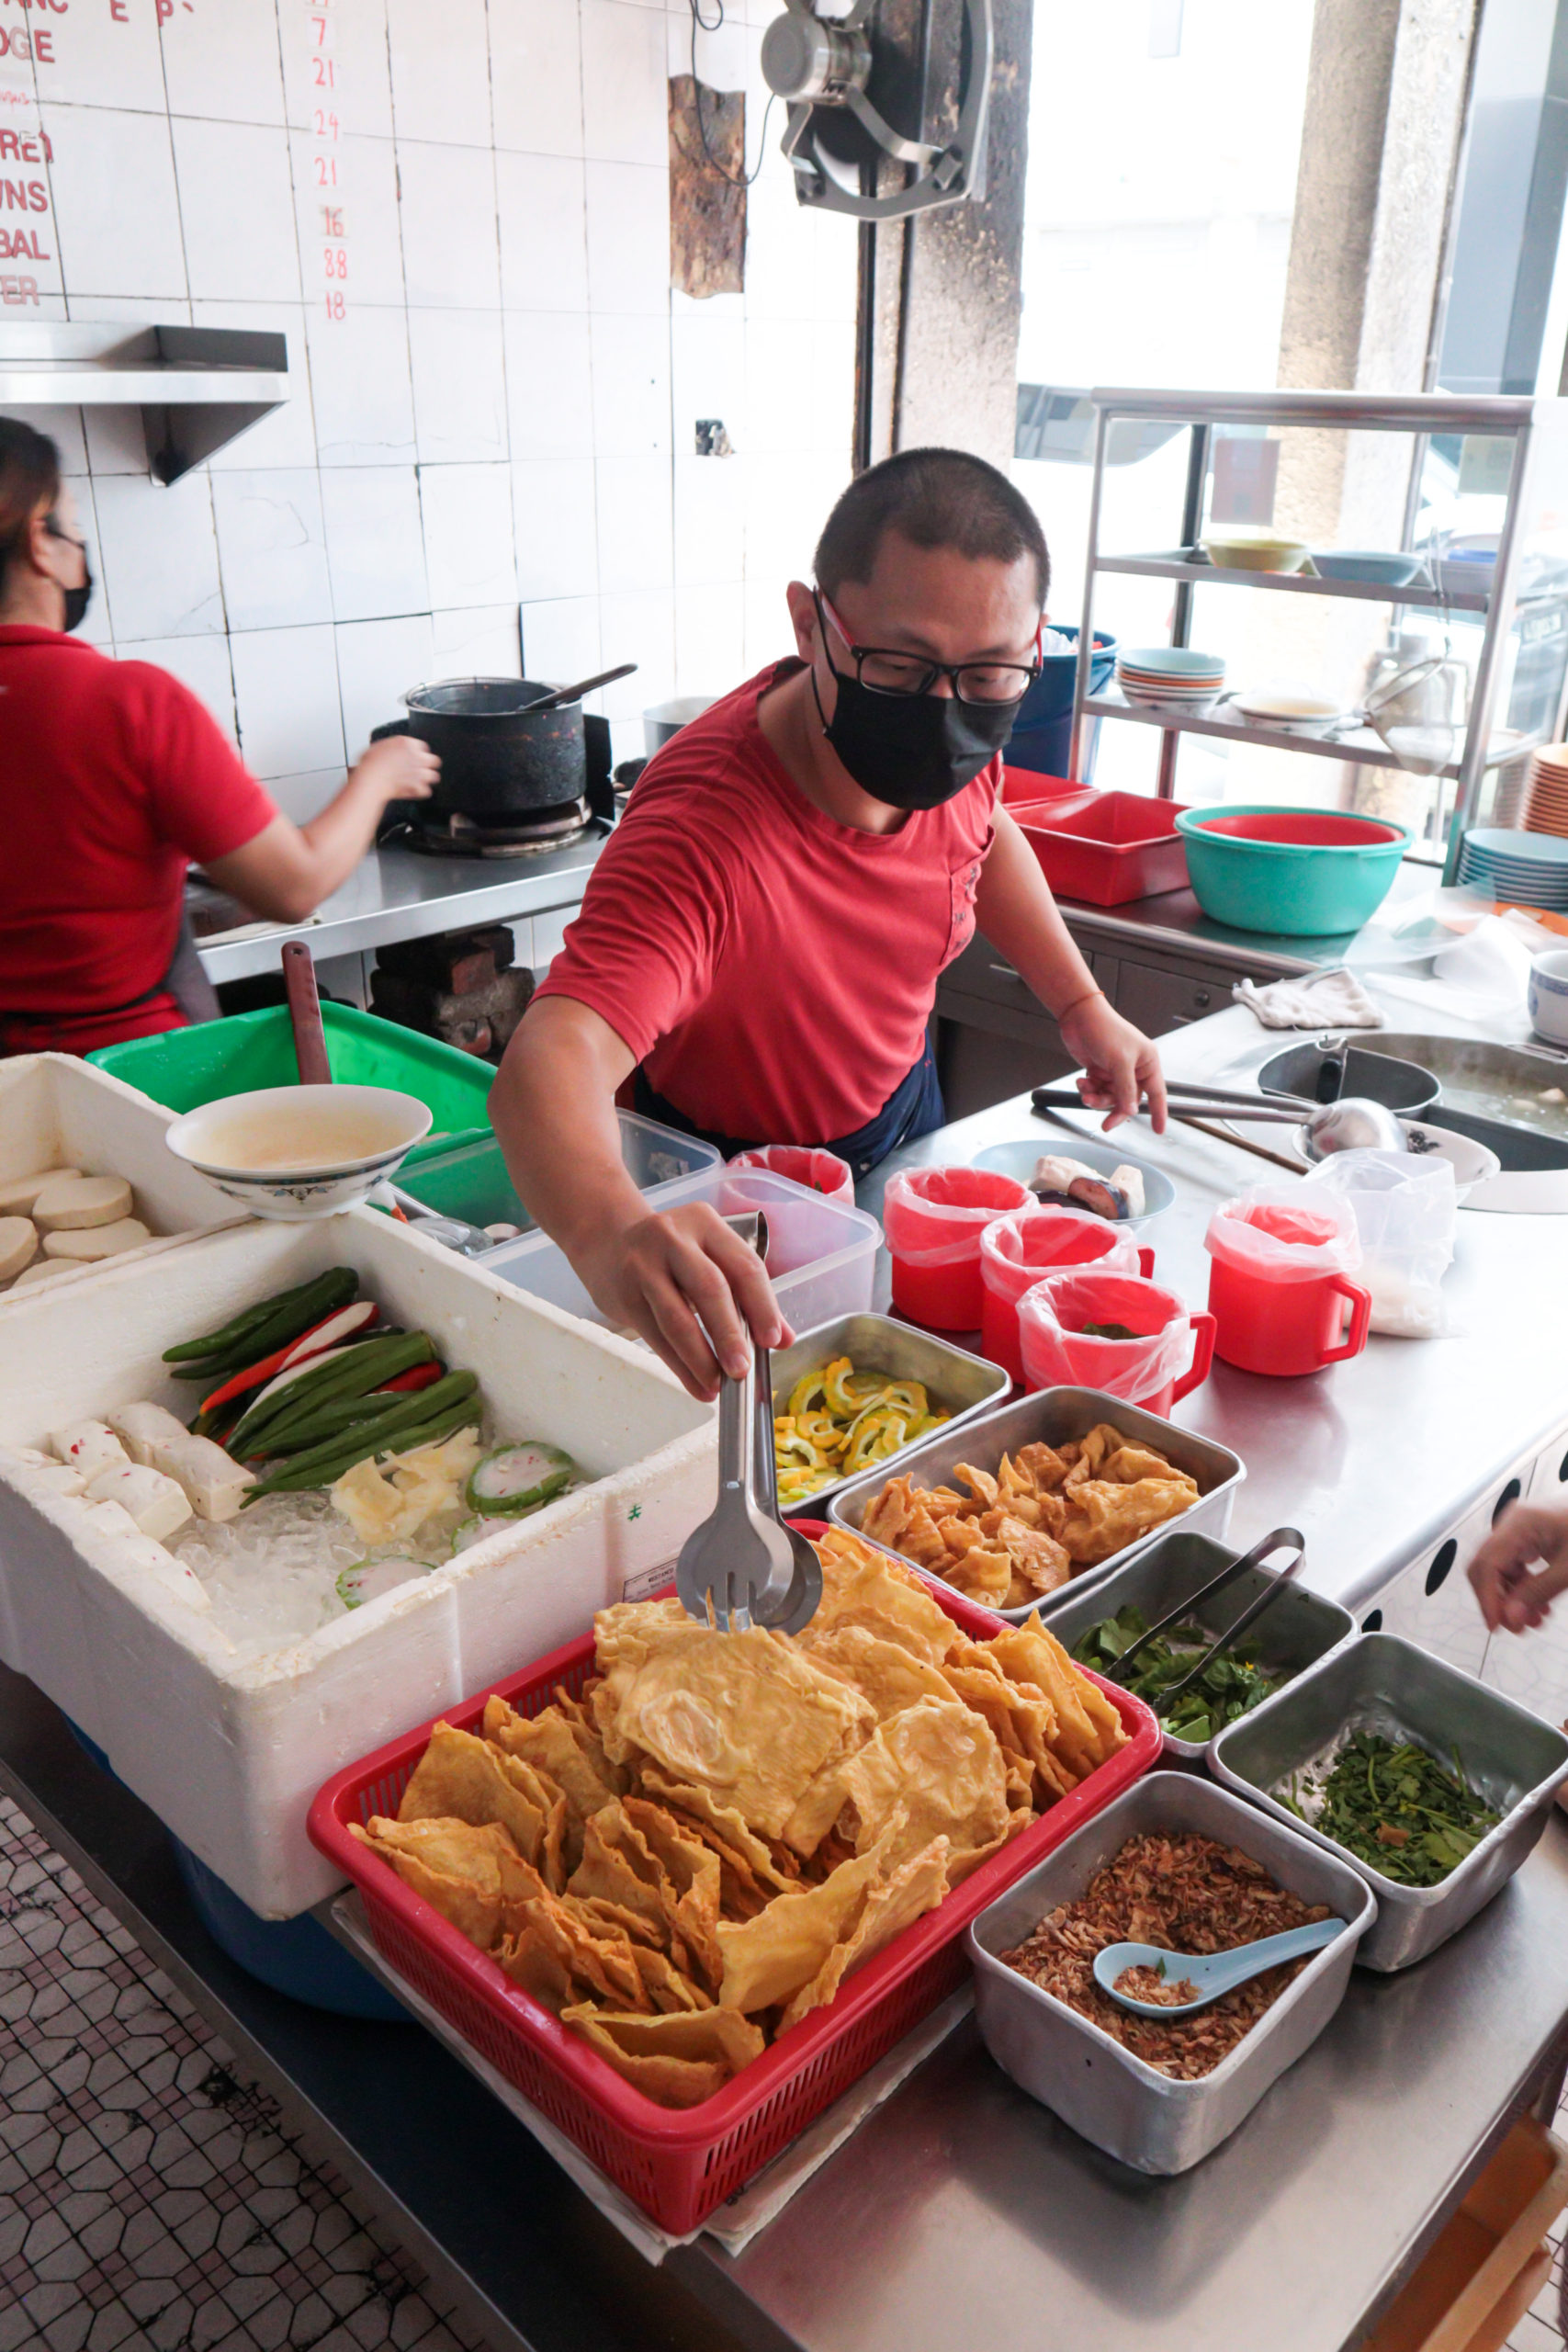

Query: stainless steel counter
left=194, top=836, right=608, bottom=986
left=1055, top=850, right=1439, bottom=978
left=869, top=989, right=1568, bottom=1618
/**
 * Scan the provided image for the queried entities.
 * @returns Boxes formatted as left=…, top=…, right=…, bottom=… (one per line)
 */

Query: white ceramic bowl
left=164, top=1084, right=434, bottom=1220
left=1529, top=949, right=1568, bottom=1046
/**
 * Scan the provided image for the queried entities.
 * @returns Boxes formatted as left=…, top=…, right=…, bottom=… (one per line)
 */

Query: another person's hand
left=1466, top=1501, right=1568, bottom=1633
left=1058, top=992, right=1168, bottom=1133
left=353, top=734, right=438, bottom=808
left=573, top=1202, right=792, bottom=1402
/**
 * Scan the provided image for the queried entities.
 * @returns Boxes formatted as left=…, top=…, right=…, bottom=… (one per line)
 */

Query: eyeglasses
left=815, top=590, right=1041, bottom=707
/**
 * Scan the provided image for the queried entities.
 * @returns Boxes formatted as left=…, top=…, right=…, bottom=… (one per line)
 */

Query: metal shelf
left=0, top=322, right=289, bottom=484
left=1093, top=551, right=1491, bottom=613
left=1084, top=690, right=1540, bottom=781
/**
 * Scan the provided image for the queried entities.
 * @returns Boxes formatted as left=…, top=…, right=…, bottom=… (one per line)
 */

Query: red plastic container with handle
left=883, top=1166, right=1030, bottom=1329
left=1203, top=1191, right=1372, bottom=1375
left=308, top=1531, right=1159, bottom=2235
left=1015, top=1268, right=1215, bottom=1415
left=728, top=1144, right=854, bottom=1204
left=978, top=1205, right=1155, bottom=1384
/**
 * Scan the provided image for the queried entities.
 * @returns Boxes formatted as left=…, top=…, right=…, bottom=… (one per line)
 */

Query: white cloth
left=1233, top=967, right=1384, bottom=1030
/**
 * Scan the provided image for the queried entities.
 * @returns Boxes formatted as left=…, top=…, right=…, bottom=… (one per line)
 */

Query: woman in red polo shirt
left=492, top=447, right=1168, bottom=1399
left=0, top=419, right=436, bottom=1057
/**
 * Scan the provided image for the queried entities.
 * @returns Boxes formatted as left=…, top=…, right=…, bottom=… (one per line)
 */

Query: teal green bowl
left=1174, top=805, right=1411, bottom=935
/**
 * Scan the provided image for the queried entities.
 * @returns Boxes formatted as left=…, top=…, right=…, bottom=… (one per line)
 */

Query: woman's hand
left=1466, top=1501, right=1568, bottom=1633
left=353, top=734, right=438, bottom=809
left=1058, top=992, right=1168, bottom=1133
left=574, top=1202, right=792, bottom=1402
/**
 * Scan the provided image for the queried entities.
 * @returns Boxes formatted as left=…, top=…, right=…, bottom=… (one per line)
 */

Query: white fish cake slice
left=83, top=1463, right=193, bottom=1543
left=107, top=1402, right=190, bottom=1466
left=146, top=1432, right=254, bottom=1522
left=32, top=1174, right=134, bottom=1232
left=41, top=1218, right=151, bottom=1262
left=51, top=1419, right=130, bottom=1476
left=0, top=1217, right=37, bottom=1281
left=0, top=1169, right=79, bottom=1216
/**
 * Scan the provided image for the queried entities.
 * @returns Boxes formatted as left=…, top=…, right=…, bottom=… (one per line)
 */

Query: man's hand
left=1466, top=1502, right=1568, bottom=1634
left=1058, top=993, right=1168, bottom=1133
left=573, top=1202, right=792, bottom=1402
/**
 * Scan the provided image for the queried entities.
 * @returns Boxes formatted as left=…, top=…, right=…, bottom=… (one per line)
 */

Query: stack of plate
left=1457, top=826, right=1568, bottom=910
left=1524, top=744, right=1568, bottom=840
left=1114, top=646, right=1225, bottom=710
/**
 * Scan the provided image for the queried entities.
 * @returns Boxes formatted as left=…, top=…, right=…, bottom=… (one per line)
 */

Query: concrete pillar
left=853, top=0, right=1033, bottom=470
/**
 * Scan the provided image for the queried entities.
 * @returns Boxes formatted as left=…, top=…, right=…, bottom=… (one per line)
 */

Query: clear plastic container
left=395, top=1112, right=720, bottom=1238
left=481, top=1168, right=883, bottom=1334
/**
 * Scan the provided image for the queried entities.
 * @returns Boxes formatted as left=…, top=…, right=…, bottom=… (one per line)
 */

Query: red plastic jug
left=978, top=1205, right=1154, bottom=1385
left=1204, top=1191, right=1371, bottom=1376
left=1015, top=1268, right=1215, bottom=1414
left=883, top=1166, right=1030, bottom=1329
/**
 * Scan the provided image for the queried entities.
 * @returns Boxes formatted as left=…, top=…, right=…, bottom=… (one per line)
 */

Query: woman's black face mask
left=44, top=514, right=94, bottom=633
left=808, top=592, right=1029, bottom=811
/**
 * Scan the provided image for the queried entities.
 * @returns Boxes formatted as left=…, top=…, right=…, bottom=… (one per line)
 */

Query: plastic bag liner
left=882, top=1166, right=1030, bottom=1267
left=980, top=1204, right=1141, bottom=1306
left=728, top=1145, right=854, bottom=1205
left=1204, top=1184, right=1361, bottom=1284
left=1301, top=1149, right=1456, bottom=1340
left=1017, top=1269, right=1192, bottom=1401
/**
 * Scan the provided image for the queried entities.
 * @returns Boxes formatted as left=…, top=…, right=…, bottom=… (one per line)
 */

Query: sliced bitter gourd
left=335, top=1556, right=431, bottom=1610
left=450, top=1513, right=512, bottom=1555
left=464, top=1442, right=580, bottom=1517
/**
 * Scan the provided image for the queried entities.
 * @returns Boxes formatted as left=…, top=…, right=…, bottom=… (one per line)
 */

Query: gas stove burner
left=404, top=799, right=594, bottom=858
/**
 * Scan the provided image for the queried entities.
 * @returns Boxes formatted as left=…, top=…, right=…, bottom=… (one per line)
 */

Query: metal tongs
left=1102, top=1526, right=1307, bottom=1706
left=674, top=1212, right=822, bottom=1635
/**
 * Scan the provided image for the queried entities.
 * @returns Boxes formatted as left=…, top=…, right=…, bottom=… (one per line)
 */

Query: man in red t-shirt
left=0, top=418, right=436, bottom=1057
left=491, top=447, right=1167, bottom=1398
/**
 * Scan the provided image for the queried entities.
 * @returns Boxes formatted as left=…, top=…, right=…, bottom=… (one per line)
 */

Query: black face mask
left=44, top=515, right=93, bottom=632
left=810, top=641, right=1023, bottom=812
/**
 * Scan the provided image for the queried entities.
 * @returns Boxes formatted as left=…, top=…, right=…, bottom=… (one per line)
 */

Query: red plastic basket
left=309, top=1531, right=1158, bottom=2234
left=1013, top=790, right=1190, bottom=906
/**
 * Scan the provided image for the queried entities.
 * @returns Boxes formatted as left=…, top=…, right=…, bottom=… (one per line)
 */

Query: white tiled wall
left=0, top=0, right=857, bottom=810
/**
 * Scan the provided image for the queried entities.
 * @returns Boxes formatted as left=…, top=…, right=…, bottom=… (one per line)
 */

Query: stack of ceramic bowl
left=1524, top=744, right=1568, bottom=839
left=1114, top=646, right=1225, bottom=710
left=1457, top=826, right=1568, bottom=910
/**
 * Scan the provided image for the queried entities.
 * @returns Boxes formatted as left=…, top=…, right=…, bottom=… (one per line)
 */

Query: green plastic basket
left=88, top=1004, right=495, bottom=1167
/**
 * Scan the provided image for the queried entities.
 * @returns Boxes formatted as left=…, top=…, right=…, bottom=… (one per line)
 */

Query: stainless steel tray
left=770, top=1313, right=1010, bottom=1521
left=828, top=1387, right=1245, bottom=1623
left=968, top=1773, right=1376, bottom=2175
left=1211, top=1633, right=1568, bottom=1972
left=1040, top=1532, right=1355, bottom=1763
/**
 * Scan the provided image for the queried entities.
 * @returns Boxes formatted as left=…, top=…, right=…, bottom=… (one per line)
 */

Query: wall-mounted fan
left=759, top=0, right=993, bottom=220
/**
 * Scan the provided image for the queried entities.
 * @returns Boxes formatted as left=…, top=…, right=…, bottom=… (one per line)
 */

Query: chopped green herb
left=1281, top=1730, right=1502, bottom=1887
left=1079, top=1320, right=1139, bottom=1341
left=1072, top=1604, right=1279, bottom=1741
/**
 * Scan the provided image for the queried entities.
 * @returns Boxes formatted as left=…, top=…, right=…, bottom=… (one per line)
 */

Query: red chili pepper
left=377, top=1362, right=445, bottom=1395
left=197, top=1305, right=378, bottom=1416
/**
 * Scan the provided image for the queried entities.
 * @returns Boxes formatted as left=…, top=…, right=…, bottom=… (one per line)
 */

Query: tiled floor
left=2, top=1788, right=1567, bottom=2351
left=0, top=1796, right=491, bottom=2352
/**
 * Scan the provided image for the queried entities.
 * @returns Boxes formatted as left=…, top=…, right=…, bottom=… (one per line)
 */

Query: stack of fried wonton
left=861, top=1423, right=1201, bottom=1611
left=351, top=1529, right=1125, bottom=2109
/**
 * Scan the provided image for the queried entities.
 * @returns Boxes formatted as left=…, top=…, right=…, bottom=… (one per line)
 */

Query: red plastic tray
left=1013, top=790, right=1190, bottom=906
left=1000, top=764, right=1097, bottom=811
left=310, top=1533, right=1158, bottom=2234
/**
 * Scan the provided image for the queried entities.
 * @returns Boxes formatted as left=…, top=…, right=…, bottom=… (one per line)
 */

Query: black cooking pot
left=400, top=678, right=587, bottom=822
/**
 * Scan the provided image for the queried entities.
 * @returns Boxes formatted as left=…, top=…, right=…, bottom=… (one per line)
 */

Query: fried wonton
left=590, top=1618, right=873, bottom=1840
left=350, top=1815, right=544, bottom=1950
left=560, top=2004, right=765, bottom=2106
left=809, top=1530, right=960, bottom=1666
left=834, top=1699, right=1010, bottom=1867
left=982, top=1615, right=1125, bottom=1776
left=398, top=1722, right=569, bottom=1887
left=794, top=1623, right=955, bottom=1721
left=499, top=1889, right=648, bottom=2015
left=716, top=1815, right=909, bottom=2013
left=482, top=1692, right=624, bottom=1867
left=777, top=1834, right=951, bottom=2032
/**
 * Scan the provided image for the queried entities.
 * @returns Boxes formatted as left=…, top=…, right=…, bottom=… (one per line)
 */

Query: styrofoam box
left=483, top=1167, right=882, bottom=1334
left=0, top=1051, right=239, bottom=1302
left=0, top=1207, right=714, bottom=1918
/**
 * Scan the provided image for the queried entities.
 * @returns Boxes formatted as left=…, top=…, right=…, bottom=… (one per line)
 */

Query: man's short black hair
left=814, top=446, right=1050, bottom=608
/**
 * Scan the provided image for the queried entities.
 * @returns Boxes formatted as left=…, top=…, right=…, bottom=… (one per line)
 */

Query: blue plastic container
left=61, top=1714, right=406, bottom=2021
left=1175, top=805, right=1411, bottom=935
left=1008, top=626, right=1116, bottom=781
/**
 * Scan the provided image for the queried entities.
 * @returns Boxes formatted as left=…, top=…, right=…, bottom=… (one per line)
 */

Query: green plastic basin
left=88, top=1003, right=495, bottom=1166
left=1174, top=805, right=1410, bottom=935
